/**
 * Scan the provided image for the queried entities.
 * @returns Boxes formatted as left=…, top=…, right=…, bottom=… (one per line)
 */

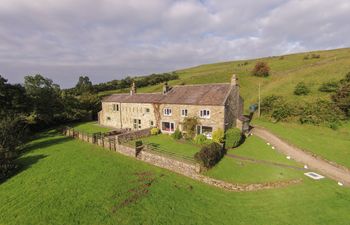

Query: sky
left=0, top=0, right=349, bottom=88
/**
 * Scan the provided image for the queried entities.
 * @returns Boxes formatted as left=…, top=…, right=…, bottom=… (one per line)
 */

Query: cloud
left=0, top=0, right=349, bottom=87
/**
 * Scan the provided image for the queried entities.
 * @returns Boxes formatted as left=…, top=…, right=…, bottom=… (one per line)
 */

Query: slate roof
left=102, top=83, right=234, bottom=106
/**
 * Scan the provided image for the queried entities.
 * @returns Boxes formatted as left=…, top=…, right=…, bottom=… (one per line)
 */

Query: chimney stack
left=130, top=81, right=136, bottom=95
left=231, top=74, right=238, bottom=86
left=163, top=82, right=170, bottom=94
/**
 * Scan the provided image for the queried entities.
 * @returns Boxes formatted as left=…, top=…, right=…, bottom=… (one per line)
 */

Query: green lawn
left=253, top=119, right=350, bottom=169
left=2, top=131, right=350, bottom=224
left=137, top=134, right=200, bottom=158
left=206, top=136, right=303, bottom=183
left=69, top=121, right=112, bottom=134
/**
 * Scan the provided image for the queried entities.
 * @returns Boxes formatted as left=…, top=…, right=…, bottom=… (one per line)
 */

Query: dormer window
left=164, top=108, right=172, bottom=116
left=181, top=109, right=188, bottom=117
left=199, top=109, right=210, bottom=118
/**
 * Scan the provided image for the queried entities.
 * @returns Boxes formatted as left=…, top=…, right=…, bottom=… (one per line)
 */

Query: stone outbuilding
left=98, top=75, right=244, bottom=138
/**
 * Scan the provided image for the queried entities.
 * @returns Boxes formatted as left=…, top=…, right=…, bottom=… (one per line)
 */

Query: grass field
left=206, top=136, right=302, bottom=183
left=99, top=48, right=350, bottom=111
left=1, top=131, right=350, bottom=224
left=253, top=119, right=350, bottom=169
left=69, top=121, right=112, bottom=134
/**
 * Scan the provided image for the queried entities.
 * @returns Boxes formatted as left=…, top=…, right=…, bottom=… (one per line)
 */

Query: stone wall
left=63, top=128, right=301, bottom=192
left=115, top=128, right=152, bottom=144
left=138, top=151, right=201, bottom=176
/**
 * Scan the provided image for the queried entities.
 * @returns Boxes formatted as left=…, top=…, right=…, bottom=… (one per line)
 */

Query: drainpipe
left=119, top=102, right=123, bottom=129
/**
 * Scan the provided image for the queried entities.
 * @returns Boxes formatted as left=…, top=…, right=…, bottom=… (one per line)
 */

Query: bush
left=194, top=134, right=207, bottom=145
left=299, top=99, right=344, bottom=125
left=252, top=62, right=270, bottom=77
left=319, top=81, right=339, bottom=92
left=294, top=82, right=310, bottom=95
left=261, top=95, right=284, bottom=114
left=261, top=95, right=294, bottom=121
left=150, top=127, right=160, bottom=135
left=135, top=140, right=143, bottom=148
left=182, top=117, right=199, bottom=139
left=331, top=83, right=350, bottom=117
left=311, top=54, right=321, bottom=59
left=225, top=128, right=242, bottom=148
left=194, top=142, right=225, bottom=169
left=171, top=128, right=182, bottom=140
left=212, top=129, right=224, bottom=143
left=271, top=102, right=294, bottom=122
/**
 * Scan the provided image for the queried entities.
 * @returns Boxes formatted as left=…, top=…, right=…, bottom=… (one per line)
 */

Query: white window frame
left=181, top=109, right=188, bottom=117
left=163, top=108, right=172, bottom=116
left=196, top=125, right=213, bottom=139
left=199, top=109, right=210, bottom=119
left=161, top=121, right=175, bottom=133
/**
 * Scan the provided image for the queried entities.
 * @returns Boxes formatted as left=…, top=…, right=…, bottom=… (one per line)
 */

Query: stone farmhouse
left=98, top=75, right=244, bottom=139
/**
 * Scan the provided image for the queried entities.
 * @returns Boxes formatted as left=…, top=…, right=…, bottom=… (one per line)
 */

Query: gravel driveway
left=252, top=127, right=350, bottom=186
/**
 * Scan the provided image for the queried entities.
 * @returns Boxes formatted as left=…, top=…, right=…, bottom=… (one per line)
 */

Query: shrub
left=135, top=140, right=143, bottom=148
left=212, top=129, right=224, bottom=143
left=319, top=81, right=339, bottom=92
left=150, top=127, right=160, bottom=135
left=294, top=82, right=310, bottom=95
left=194, top=134, right=207, bottom=145
left=299, top=99, right=344, bottom=125
left=331, top=83, right=350, bottom=117
left=252, top=62, right=270, bottom=77
left=194, top=142, right=225, bottom=169
left=225, top=128, right=242, bottom=148
left=271, top=102, right=293, bottom=122
left=182, top=117, right=199, bottom=139
left=311, top=54, right=320, bottom=59
left=260, top=95, right=284, bottom=114
left=171, top=128, right=182, bottom=140
left=303, top=55, right=310, bottom=60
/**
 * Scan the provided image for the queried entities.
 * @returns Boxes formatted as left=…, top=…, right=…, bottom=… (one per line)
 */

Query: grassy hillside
left=2, top=130, right=350, bottom=225
left=100, top=48, right=350, bottom=110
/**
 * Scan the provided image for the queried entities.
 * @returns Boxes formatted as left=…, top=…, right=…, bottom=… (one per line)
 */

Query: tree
left=0, top=75, right=29, bottom=117
left=294, top=82, right=310, bottom=95
left=24, top=74, right=63, bottom=125
left=0, top=116, right=27, bottom=180
left=252, top=62, right=270, bottom=77
left=75, top=76, right=94, bottom=94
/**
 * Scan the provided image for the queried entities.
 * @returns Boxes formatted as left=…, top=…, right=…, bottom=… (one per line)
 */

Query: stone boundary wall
left=63, top=128, right=198, bottom=175
left=114, top=128, right=152, bottom=144
left=63, top=128, right=302, bottom=192
left=138, top=151, right=201, bottom=175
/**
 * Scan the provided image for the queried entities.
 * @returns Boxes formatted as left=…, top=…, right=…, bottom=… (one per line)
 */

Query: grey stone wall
left=138, top=151, right=201, bottom=176
left=63, top=128, right=301, bottom=192
left=115, top=128, right=152, bottom=144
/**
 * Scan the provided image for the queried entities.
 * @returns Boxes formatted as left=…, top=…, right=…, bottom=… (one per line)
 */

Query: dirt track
left=252, top=127, right=350, bottom=186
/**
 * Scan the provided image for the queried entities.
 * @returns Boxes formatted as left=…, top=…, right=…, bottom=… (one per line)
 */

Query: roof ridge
left=173, top=82, right=230, bottom=87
